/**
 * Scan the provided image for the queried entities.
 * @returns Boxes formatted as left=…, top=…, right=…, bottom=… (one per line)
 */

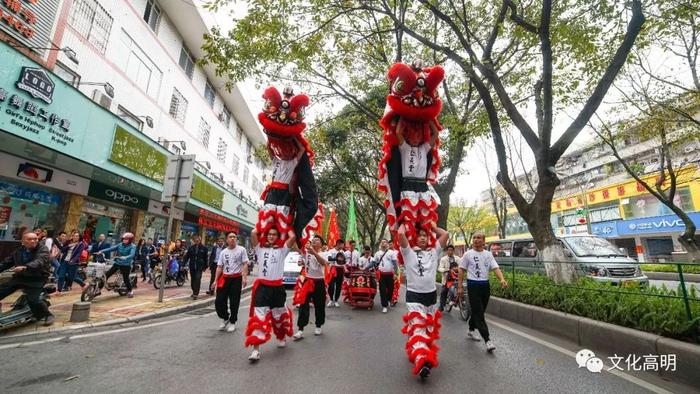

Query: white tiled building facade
left=53, top=0, right=267, bottom=202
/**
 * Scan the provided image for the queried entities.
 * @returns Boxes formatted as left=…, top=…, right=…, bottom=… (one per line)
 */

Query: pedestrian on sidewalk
left=0, top=231, right=54, bottom=325
left=293, top=235, right=328, bottom=341
left=56, top=230, right=88, bottom=293
left=184, top=236, right=209, bottom=300
left=211, top=232, right=248, bottom=332
left=367, top=238, right=398, bottom=313
left=140, top=238, right=157, bottom=282
left=90, top=234, right=111, bottom=262
left=398, top=223, right=449, bottom=380
left=457, top=232, right=508, bottom=353
left=97, top=232, right=137, bottom=298
left=207, top=237, right=225, bottom=295
left=438, top=245, right=458, bottom=311
left=49, top=231, right=66, bottom=276
left=326, top=239, right=346, bottom=308
left=245, top=227, right=296, bottom=362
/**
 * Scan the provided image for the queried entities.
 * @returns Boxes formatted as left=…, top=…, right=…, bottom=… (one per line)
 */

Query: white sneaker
left=226, top=323, right=236, bottom=333
left=293, top=330, right=304, bottom=341
left=467, top=330, right=481, bottom=342
left=248, top=349, right=261, bottom=361
left=327, top=300, right=333, bottom=307
left=334, top=302, right=340, bottom=308
left=277, top=339, right=287, bottom=348
left=218, top=320, right=229, bottom=331
left=314, top=327, right=322, bottom=336
left=382, top=307, right=388, bottom=313
left=485, top=340, right=496, bottom=352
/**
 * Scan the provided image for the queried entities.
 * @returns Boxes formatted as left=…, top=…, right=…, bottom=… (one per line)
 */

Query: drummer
left=356, top=246, right=373, bottom=270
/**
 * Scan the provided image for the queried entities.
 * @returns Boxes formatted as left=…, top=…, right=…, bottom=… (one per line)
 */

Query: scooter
left=0, top=270, right=55, bottom=330
left=152, top=258, right=187, bottom=289
left=81, top=259, right=138, bottom=302
left=445, top=279, right=471, bottom=321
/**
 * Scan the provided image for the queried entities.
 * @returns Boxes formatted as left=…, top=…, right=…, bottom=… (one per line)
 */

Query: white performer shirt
left=304, top=252, right=325, bottom=279
left=357, top=255, right=372, bottom=270
left=374, top=249, right=398, bottom=274
left=398, top=141, right=431, bottom=179
left=271, top=157, right=299, bottom=184
left=459, top=249, right=499, bottom=283
left=345, top=249, right=360, bottom=266
left=400, top=245, right=442, bottom=293
left=217, top=245, right=249, bottom=275
left=255, top=245, right=290, bottom=281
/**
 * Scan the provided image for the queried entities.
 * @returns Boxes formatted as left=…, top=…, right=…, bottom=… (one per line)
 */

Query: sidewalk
left=0, top=271, right=249, bottom=339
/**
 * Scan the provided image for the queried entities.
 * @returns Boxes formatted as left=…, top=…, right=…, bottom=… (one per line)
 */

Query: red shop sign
left=198, top=208, right=240, bottom=233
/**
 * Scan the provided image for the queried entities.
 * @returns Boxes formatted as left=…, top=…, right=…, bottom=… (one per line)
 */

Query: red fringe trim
left=292, top=276, right=314, bottom=306
left=300, top=204, right=324, bottom=249
left=245, top=313, right=273, bottom=347
left=271, top=307, right=294, bottom=340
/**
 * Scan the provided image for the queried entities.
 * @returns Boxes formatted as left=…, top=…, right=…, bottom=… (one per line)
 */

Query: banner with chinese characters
left=198, top=208, right=240, bottom=234
left=0, top=0, right=61, bottom=52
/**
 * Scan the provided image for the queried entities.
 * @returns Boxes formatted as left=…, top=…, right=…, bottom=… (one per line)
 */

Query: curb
left=487, top=296, right=700, bottom=389
left=644, top=271, right=700, bottom=283
left=0, top=285, right=253, bottom=342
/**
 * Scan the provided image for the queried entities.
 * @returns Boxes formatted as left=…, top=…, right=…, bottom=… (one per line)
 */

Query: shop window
left=143, top=0, right=161, bottom=32
left=199, top=118, right=211, bottom=148
left=53, top=62, right=81, bottom=87
left=623, top=187, right=693, bottom=219
left=0, top=183, right=64, bottom=241
left=79, top=201, right=131, bottom=245
left=117, top=105, right=144, bottom=131
left=169, top=88, right=188, bottom=124
left=178, top=47, right=195, bottom=80
left=588, top=202, right=621, bottom=223
left=204, top=80, right=215, bottom=108
left=69, top=0, right=113, bottom=53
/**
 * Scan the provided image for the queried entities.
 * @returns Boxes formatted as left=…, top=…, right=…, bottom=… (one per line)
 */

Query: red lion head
left=385, top=61, right=444, bottom=121
left=258, top=86, right=310, bottom=138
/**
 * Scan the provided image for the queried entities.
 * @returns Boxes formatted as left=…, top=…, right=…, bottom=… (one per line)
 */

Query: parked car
left=488, top=234, right=648, bottom=285
left=283, top=251, right=303, bottom=286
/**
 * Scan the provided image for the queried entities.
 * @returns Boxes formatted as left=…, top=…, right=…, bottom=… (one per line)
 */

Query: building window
left=178, top=47, right=195, bottom=80
left=623, top=187, right=693, bottom=219
left=220, top=107, right=231, bottom=128
left=204, top=80, right=215, bottom=108
left=243, top=165, right=249, bottom=184
left=118, top=30, right=162, bottom=97
left=199, top=118, right=211, bottom=148
left=143, top=0, right=161, bottom=32
left=117, top=105, right=143, bottom=131
left=169, top=88, right=188, bottom=124
left=231, top=153, right=240, bottom=176
left=69, top=0, right=113, bottom=53
left=244, top=137, right=251, bottom=155
left=217, top=138, right=227, bottom=163
left=235, top=125, right=243, bottom=144
left=53, top=62, right=80, bottom=87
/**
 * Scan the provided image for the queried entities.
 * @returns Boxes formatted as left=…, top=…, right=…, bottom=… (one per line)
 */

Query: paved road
left=0, top=290, right=691, bottom=393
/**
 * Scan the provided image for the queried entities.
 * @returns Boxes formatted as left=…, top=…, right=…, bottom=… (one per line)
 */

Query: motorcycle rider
left=96, top=232, right=137, bottom=298
left=183, top=236, right=209, bottom=300
left=0, top=231, right=54, bottom=325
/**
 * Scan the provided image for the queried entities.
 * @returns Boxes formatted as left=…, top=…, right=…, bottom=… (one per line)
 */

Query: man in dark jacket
left=90, top=233, right=111, bottom=262
left=207, top=237, right=225, bottom=295
left=183, top=236, right=209, bottom=299
left=0, top=231, right=54, bottom=325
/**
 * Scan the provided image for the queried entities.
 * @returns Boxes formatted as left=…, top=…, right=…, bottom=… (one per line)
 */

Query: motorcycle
left=152, top=258, right=187, bottom=289
left=445, top=279, right=471, bottom=322
left=81, top=260, right=139, bottom=302
left=0, top=270, right=55, bottom=330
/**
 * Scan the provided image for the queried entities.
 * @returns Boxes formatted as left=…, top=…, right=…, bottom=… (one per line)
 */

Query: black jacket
left=184, top=244, right=209, bottom=271
left=0, top=244, right=50, bottom=283
left=208, top=245, right=225, bottom=268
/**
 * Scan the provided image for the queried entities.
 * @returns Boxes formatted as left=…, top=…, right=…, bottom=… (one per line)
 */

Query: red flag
left=326, top=208, right=340, bottom=246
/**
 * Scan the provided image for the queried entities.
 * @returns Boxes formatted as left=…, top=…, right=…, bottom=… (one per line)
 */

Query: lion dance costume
left=377, top=61, right=444, bottom=378
left=246, top=86, right=320, bottom=351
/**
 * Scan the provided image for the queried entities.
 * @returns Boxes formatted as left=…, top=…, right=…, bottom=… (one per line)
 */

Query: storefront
left=144, top=199, right=183, bottom=243
left=81, top=181, right=147, bottom=245
left=198, top=208, right=241, bottom=244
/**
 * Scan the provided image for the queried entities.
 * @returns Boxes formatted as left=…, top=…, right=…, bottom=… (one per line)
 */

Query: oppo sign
left=88, top=181, right=148, bottom=210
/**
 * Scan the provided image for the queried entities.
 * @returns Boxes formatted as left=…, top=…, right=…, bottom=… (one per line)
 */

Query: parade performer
left=292, top=203, right=324, bottom=308
left=257, top=86, right=319, bottom=249
left=211, top=232, right=248, bottom=333
left=367, top=238, right=398, bottom=313
left=377, top=60, right=444, bottom=248
left=398, top=223, right=449, bottom=380
left=293, top=235, right=329, bottom=340
left=246, top=227, right=296, bottom=362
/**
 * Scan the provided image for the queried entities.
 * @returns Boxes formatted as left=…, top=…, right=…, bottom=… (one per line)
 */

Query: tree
left=448, top=204, right=497, bottom=245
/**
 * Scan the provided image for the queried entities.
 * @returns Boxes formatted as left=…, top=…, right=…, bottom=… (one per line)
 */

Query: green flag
left=346, top=190, right=358, bottom=242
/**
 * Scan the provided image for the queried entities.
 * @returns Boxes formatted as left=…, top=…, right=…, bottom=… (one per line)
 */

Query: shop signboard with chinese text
left=0, top=0, right=61, bottom=52
left=198, top=208, right=240, bottom=233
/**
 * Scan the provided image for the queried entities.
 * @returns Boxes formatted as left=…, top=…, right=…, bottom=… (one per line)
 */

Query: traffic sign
left=161, top=154, right=195, bottom=204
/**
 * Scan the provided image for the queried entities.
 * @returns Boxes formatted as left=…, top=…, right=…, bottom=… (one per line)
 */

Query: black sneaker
left=419, top=363, right=431, bottom=380
left=43, top=314, right=55, bottom=326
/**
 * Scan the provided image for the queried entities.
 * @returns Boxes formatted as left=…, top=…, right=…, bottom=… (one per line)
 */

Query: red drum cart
left=346, top=267, right=377, bottom=309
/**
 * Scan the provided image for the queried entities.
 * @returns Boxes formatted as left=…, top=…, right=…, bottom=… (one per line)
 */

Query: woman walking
left=56, top=230, right=88, bottom=293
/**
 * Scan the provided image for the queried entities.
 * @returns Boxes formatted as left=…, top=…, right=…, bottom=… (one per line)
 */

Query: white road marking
left=107, top=301, right=151, bottom=313
left=489, top=320, right=673, bottom=394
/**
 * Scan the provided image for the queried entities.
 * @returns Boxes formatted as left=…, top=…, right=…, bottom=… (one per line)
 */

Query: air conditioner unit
left=92, top=89, right=112, bottom=110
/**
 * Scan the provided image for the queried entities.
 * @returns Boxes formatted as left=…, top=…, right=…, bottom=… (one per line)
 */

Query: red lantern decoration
left=2, top=196, right=10, bottom=204
left=578, top=217, right=587, bottom=224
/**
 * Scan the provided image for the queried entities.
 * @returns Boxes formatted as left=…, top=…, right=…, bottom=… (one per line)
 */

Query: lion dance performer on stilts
left=246, top=86, right=320, bottom=363
left=377, top=60, right=446, bottom=380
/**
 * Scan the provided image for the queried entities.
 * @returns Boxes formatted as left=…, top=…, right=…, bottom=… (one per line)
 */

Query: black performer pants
left=378, top=274, right=394, bottom=308
left=297, top=278, right=326, bottom=329
left=467, top=283, right=491, bottom=342
left=215, top=276, right=242, bottom=324
left=327, top=266, right=344, bottom=302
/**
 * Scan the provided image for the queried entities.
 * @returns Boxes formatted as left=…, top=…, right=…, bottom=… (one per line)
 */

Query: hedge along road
left=0, top=290, right=688, bottom=394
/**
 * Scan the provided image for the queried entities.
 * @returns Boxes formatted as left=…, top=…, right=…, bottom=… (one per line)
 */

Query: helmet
left=121, top=232, right=134, bottom=240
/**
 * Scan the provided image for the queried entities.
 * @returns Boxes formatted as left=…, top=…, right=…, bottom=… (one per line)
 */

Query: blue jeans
left=57, top=262, right=85, bottom=291
left=51, top=259, right=60, bottom=274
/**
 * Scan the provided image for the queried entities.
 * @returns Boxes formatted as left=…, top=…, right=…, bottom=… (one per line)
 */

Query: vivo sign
left=617, top=212, right=700, bottom=236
